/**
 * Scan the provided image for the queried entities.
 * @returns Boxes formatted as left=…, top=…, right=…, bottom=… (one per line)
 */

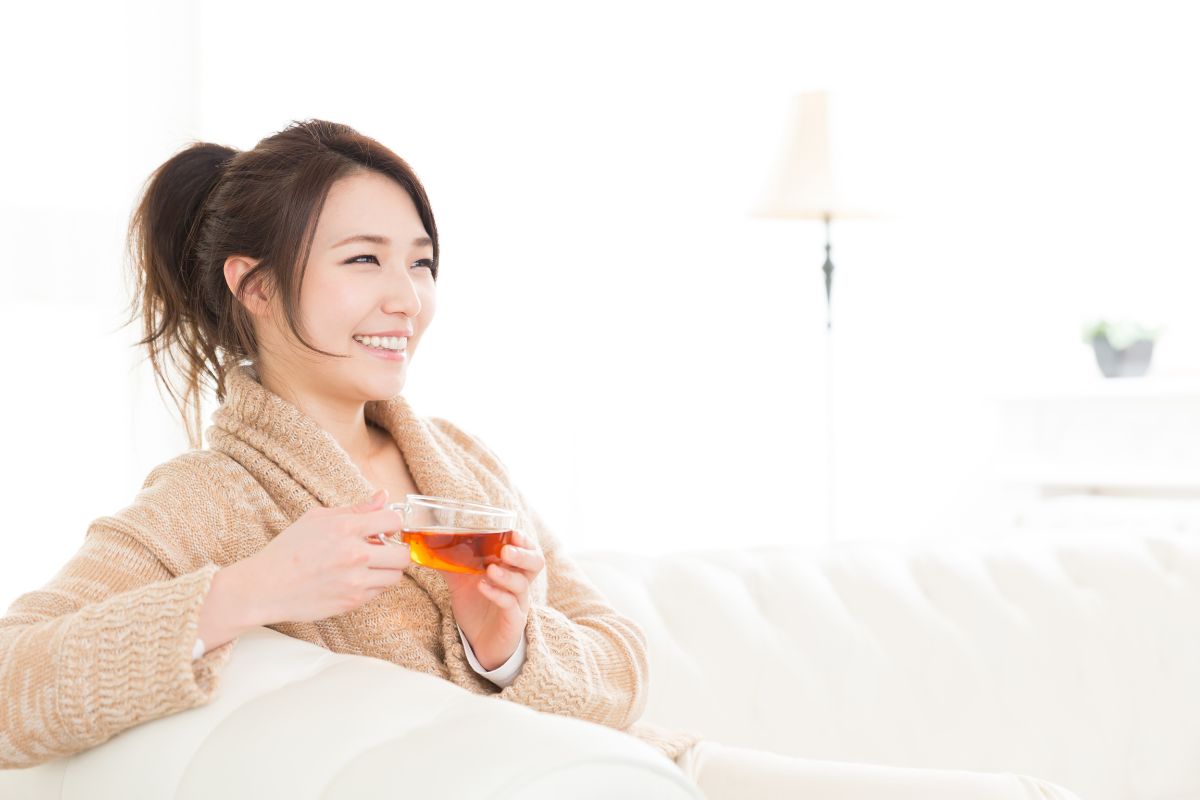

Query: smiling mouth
left=352, top=334, right=407, bottom=352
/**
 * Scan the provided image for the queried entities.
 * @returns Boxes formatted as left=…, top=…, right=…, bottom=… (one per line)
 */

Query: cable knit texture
left=0, top=364, right=702, bottom=769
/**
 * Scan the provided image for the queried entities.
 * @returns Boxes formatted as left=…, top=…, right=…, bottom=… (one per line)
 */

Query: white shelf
left=1013, top=494, right=1200, bottom=536
left=989, top=373, right=1200, bottom=402
left=994, top=462, right=1200, bottom=492
left=991, top=371, right=1200, bottom=515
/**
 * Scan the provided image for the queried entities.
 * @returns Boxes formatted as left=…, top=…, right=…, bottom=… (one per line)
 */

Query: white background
left=2, top=0, right=1198, bottom=611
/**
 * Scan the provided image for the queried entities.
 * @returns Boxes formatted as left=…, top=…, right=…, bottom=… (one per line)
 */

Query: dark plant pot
left=1091, top=335, right=1155, bottom=378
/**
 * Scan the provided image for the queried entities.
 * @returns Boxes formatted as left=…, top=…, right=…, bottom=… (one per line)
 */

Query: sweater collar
left=206, top=363, right=493, bottom=520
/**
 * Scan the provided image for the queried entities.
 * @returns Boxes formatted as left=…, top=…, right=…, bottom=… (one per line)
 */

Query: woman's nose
left=382, top=272, right=422, bottom=316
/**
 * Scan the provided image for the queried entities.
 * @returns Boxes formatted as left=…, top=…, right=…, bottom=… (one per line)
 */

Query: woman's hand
left=442, top=528, right=546, bottom=671
left=240, top=489, right=411, bottom=625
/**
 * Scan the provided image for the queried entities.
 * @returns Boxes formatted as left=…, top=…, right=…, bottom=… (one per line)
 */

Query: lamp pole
left=749, top=90, right=873, bottom=544
left=823, top=213, right=834, bottom=331
left=822, top=213, right=836, bottom=541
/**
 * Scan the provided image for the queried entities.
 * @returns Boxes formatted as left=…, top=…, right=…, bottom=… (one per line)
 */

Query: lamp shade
left=751, top=91, right=875, bottom=220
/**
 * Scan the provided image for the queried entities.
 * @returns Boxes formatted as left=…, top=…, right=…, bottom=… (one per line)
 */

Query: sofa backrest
left=573, top=529, right=1200, bottom=800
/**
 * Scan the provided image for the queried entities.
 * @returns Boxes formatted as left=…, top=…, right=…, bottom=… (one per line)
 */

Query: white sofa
left=2, top=527, right=1197, bottom=799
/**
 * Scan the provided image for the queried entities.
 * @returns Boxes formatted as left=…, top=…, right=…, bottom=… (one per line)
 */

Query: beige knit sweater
left=0, top=364, right=702, bottom=770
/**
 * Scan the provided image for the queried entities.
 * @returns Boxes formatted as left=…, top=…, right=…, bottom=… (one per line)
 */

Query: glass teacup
left=382, top=495, right=516, bottom=575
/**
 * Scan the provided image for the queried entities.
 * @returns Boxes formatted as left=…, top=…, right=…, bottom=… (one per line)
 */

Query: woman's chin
left=360, top=369, right=408, bottom=400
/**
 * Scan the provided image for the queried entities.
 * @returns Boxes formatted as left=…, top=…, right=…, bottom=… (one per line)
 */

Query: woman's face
left=258, top=169, right=437, bottom=405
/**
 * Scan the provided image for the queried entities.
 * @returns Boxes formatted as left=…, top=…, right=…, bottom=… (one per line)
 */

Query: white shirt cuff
left=456, top=623, right=527, bottom=688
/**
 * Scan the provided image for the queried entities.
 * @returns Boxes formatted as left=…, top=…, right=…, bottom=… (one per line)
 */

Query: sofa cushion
left=573, top=529, right=1200, bottom=800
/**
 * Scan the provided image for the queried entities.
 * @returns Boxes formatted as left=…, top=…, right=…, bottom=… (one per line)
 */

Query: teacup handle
left=377, top=500, right=410, bottom=545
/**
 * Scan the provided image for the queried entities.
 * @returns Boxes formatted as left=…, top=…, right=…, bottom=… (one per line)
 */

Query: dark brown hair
left=125, top=118, right=439, bottom=449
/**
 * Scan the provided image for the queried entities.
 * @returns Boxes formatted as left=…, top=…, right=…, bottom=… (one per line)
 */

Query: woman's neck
left=254, top=363, right=379, bottom=466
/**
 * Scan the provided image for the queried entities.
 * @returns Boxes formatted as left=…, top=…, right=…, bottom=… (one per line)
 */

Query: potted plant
left=1081, top=319, right=1163, bottom=378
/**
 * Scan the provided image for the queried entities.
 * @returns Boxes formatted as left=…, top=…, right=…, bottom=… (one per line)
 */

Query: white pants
left=675, top=740, right=1084, bottom=800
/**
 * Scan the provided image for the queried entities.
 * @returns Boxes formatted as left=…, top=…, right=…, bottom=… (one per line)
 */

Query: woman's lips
left=353, top=338, right=408, bottom=362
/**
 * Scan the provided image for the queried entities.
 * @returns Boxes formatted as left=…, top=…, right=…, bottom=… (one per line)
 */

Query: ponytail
left=125, top=142, right=237, bottom=449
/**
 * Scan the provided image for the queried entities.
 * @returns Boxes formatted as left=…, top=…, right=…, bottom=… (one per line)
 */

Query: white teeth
left=355, top=335, right=408, bottom=352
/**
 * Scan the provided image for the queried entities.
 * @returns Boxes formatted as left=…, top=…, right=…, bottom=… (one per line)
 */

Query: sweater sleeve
left=428, top=418, right=650, bottom=730
left=0, top=462, right=238, bottom=769
left=457, top=621, right=527, bottom=688
left=494, top=498, right=650, bottom=729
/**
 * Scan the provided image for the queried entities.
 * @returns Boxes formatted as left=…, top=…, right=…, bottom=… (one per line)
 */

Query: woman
left=0, top=120, right=1079, bottom=800
left=0, top=117, right=694, bottom=764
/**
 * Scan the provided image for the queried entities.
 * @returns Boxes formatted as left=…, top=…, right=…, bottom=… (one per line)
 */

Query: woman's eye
left=344, top=255, right=435, bottom=271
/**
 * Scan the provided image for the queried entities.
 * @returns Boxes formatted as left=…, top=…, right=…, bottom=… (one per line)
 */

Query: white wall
left=3, top=0, right=1198, bottom=611
left=0, top=0, right=204, bottom=607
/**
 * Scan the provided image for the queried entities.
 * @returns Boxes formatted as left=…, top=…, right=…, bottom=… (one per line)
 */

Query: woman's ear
left=223, top=255, right=271, bottom=317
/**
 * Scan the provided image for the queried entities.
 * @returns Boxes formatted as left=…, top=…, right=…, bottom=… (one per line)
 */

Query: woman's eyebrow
left=331, top=234, right=433, bottom=248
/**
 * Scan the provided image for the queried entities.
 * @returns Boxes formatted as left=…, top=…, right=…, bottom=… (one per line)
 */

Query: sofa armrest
left=0, top=626, right=701, bottom=800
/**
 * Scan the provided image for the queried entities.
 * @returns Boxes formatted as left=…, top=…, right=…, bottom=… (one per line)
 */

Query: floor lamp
left=750, top=91, right=873, bottom=542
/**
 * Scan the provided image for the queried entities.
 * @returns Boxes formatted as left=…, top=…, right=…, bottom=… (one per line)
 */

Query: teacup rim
left=390, top=494, right=515, bottom=518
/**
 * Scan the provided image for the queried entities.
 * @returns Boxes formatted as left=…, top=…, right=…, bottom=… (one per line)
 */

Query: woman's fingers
left=484, top=562, right=530, bottom=597
left=473, top=531, right=542, bottom=614
left=478, top=578, right=520, bottom=610
left=348, top=507, right=406, bottom=541
left=365, top=535, right=411, bottom=570
left=347, top=489, right=388, bottom=513
left=363, top=582, right=394, bottom=598
left=500, top=537, right=545, bottom=574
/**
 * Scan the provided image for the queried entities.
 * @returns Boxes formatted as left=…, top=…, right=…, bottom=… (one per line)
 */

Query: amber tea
left=400, top=527, right=514, bottom=574
left=385, top=495, right=517, bottom=575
